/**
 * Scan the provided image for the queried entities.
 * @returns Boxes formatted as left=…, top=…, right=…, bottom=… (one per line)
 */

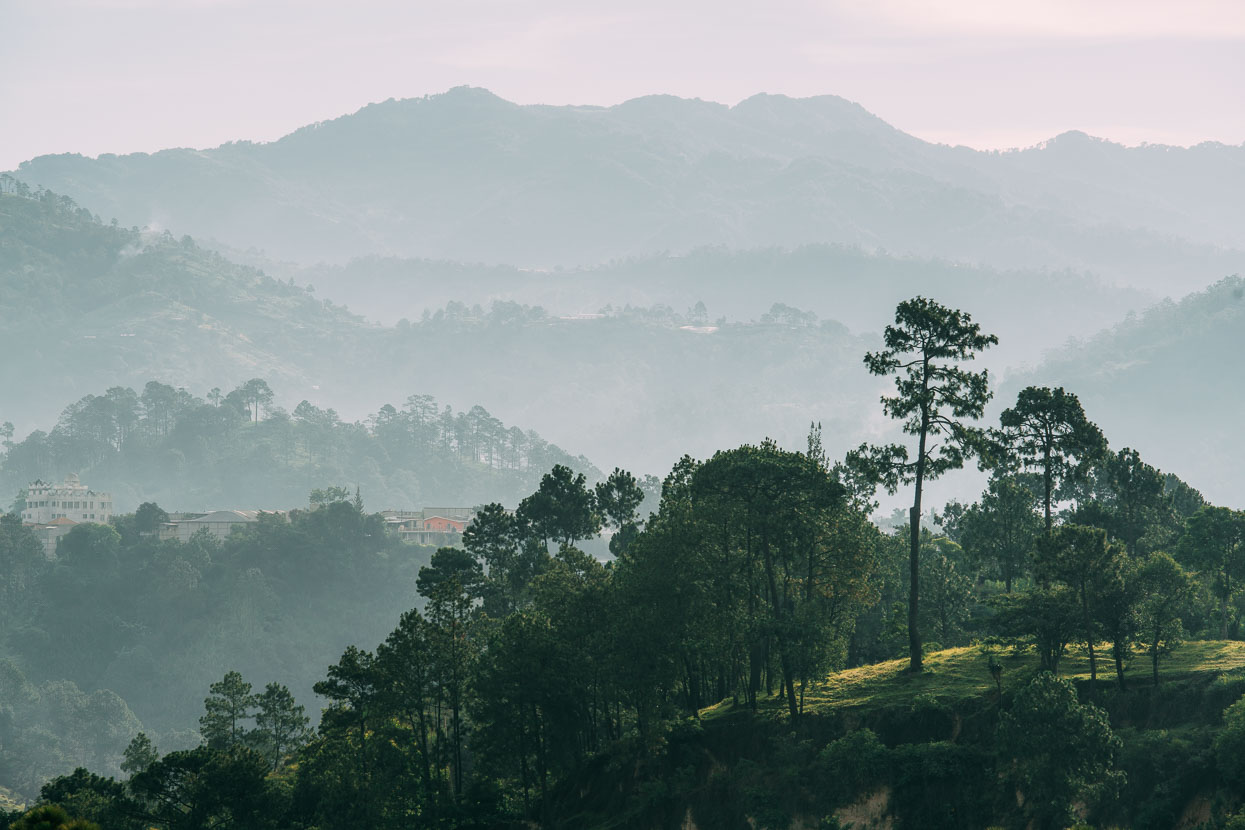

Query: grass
left=701, top=640, right=1245, bottom=719
left=0, top=785, right=24, bottom=814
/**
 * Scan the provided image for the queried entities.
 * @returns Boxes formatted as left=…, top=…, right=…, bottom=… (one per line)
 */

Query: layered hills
left=1, top=186, right=887, bottom=483
left=11, top=88, right=1245, bottom=292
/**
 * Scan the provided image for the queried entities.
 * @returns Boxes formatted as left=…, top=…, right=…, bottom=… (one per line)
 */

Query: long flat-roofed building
left=158, top=509, right=286, bottom=543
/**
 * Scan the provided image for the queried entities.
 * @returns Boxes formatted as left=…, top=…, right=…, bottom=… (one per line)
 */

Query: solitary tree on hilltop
left=848, top=297, right=996, bottom=672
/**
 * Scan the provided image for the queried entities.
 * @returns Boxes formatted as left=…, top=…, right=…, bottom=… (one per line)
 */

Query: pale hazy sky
left=3, top=0, right=1243, bottom=169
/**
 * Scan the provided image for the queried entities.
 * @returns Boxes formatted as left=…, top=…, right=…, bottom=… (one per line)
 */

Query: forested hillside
left=0, top=380, right=597, bottom=511
left=0, top=183, right=370, bottom=432
left=0, top=500, right=435, bottom=795
left=10, top=412, right=1245, bottom=828
left=1014, top=275, right=1245, bottom=508
left=0, top=185, right=883, bottom=476
left=12, top=89, right=1245, bottom=290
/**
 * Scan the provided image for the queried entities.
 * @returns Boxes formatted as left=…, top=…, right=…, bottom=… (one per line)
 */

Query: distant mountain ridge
left=293, top=245, right=1146, bottom=374
left=11, top=87, right=1245, bottom=291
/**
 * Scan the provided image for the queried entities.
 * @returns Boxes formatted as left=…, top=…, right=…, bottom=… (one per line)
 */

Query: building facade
left=21, top=474, right=113, bottom=524
left=158, top=510, right=284, bottom=543
left=381, top=507, right=476, bottom=546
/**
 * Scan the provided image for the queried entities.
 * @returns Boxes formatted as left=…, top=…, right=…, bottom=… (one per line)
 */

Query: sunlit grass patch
left=700, top=641, right=1245, bottom=720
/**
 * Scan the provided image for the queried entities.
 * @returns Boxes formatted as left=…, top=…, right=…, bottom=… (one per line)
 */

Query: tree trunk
left=909, top=457, right=926, bottom=673
left=1222, top=590, right=1230, bottom=640
left=909, top=501, right=922, bottom=673
left=1083, top=593, right=1097, bottom=688
left=782, top=654, right=799, bottom=721
left=1113, top=641, right=1126, bottom=691
left=1043, top=441, right=1053, bottom=533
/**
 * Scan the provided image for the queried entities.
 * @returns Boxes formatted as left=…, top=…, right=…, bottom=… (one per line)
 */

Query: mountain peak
left=732, top=91, right=892, bottom=134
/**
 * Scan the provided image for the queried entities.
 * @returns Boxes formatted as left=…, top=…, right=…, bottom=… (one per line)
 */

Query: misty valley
left=3, top=82, right=1245, bottom=830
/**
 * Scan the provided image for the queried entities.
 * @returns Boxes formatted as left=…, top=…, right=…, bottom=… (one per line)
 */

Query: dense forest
left=0, top=378, right=597, bottom=511
left=0, top=499, right=432, bottom=796
left=8, top=299, right=1245, bottom=829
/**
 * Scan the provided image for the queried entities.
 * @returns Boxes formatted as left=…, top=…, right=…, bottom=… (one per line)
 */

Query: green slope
left=705, top=640, right=1245, bottom=718
left=550, top=643, right=1245, bottom=830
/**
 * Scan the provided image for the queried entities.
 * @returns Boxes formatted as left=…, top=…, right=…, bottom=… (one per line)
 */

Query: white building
left=21, top=474, right=113, bottom=525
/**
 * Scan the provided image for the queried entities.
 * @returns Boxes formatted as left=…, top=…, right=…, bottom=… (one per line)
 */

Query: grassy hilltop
left=551, top=642, right=1245, bottom=830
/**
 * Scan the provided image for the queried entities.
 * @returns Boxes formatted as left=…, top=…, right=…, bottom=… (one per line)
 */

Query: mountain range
left=5, top=88, right=1245, bottom=508
left=11, top=87, right=1245, bottom=293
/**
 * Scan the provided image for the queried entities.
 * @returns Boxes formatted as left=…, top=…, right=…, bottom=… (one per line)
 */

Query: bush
left=891, top=742, right=993, bottom=830
left=816, top=728, right=890, bottom=805
left=1214, top=694, right=1245, bottom=785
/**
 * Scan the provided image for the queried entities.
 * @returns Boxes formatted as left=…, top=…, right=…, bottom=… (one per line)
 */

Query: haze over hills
left=0, top=185, right=369, bottom=428
left=11, top=87, right=1245, bottom=293
left=8, top=78, right=1245, bottom=510
left=1011, top=275, right=1245, bottom=509
left=9, top=177, right=1245, bottom=510
left=293, top=245, right=1145, bottom=371
left=1, top=186, right=891, bottom=489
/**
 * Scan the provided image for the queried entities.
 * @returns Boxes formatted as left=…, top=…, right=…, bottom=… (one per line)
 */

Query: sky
left=2, top=0, right=1244, bottom=170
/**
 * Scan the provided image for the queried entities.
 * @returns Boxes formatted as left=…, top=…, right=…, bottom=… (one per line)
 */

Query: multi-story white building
left=21, top=474, right=113, bottom=524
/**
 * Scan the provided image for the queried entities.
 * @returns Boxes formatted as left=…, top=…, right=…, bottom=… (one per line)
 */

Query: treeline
left=836, top=299, right=1219, bottom=682
left=0, top=379, right=598, bottom=511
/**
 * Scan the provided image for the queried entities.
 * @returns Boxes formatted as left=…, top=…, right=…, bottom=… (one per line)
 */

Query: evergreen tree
left=251, top=683, right=310, bottom=771
left=849, top=297, right=997, bottom=672
left=994, top=386, right=1107, bottom=532
left=120, top=732, right=158, bottom=777
left=199, top=670, right=255, bottom=751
